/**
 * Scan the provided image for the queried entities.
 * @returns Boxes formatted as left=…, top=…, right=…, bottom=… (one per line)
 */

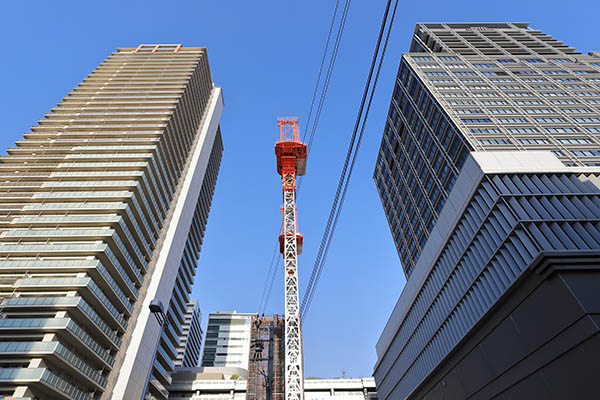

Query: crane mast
left=275, top=117, right=306, bottom=400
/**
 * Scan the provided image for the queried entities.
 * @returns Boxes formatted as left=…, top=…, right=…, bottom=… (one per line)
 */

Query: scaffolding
left=247, top=314, right=285, bottom=400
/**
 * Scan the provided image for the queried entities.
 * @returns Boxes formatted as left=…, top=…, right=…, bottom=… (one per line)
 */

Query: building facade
left=176, top=300, right=203, bottom=369
left=167, top=373, right=377, bottom=400
left=0, top=44, right=224, bottom=400
left=201, top=311, right=255, bottom=371
left=374, top=23, right=600, bottom=399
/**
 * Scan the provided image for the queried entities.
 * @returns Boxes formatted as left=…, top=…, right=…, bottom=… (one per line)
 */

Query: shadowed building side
left=373, top=23, right=600, bottom=400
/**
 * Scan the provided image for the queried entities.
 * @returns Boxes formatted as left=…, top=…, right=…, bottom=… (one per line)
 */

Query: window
left=575, top=92, right=600, bottom=97
left=482, top=71, right=507, bottom=76
left=551, top=58, right=571, bottom=63
left=554, top=78, right=580, bottom=82
left=489, top=108, right=517, bottom=114
left=535, top=117, right=567, bottom=123
left=412, top=56, right=434, bottom=61
left=461, top=118, right=492, bottom=123
left=454, top=109, right=484, bottom=114
left=417, top=64, right=441, bottom=69
left=586, top=99, right=600, bottom=104
left=473, top=63, right=496, bottom=68
left=543, top=70, right=567, bottom=75
left=523, top=108, right=555, bottom=114
left=481, top=100, right=508, bottom=105
left=436, top=85, right=461, bottom=89
left=587, top=78, right=600, bottom=82
left=460, top=78, right=483, bottom=83
left=441, top=92, right=467, bottom=97
left=453, top=71, right=477, bottom=76
left=424, top=71, right=449, bottom=76
left=498, top=117, right=528, bottom=123
left=540, top=92, right=569, bottom=97
left=522, top=78, right=547, bottom=82
left=490, top=78, right=515, bottom=82
left=473, top=92, right=499, bottom=97
left=438, top=56, right=461, bottom=61
left=531, top=84, right=557, bottom=89
left=515, top=100, right=543, bottom=105
left=467, top=85, right=492, bottom=90
left=561, top=108, right=592, bottom=113
left=446, top=64, right=468, bottom=69
left=545, top=127, right=579, bottom=133
left=519, top=138, right=550, bottom=144
left=550, top=99, right=580, bottom=104
left=557, top=138, right=593, bottom=144
left=508, top=127, right=538, bottom=133
left=586, top=127, right=600, bottom=133
left=574, top=70, right=595, bottom=74
left=447, top=100, right=475, bottom=105
left=523, top=58, right=543, bottom=63
left=573, top=117, right=600, bottom=122
left=564, top=84, right=590, bottom=89
left=571, top=149, right=600, bottom=156
left=479, top=138, right=512, bottom=145
left=506, top=92, right=534, bottom=97
left=496, top=59, right=516, bottom=63
left=431, top=79, right=453, bottom=83
left=470, top=128, right=501, bottom=133
left=498, top=85, right=525, bottom=89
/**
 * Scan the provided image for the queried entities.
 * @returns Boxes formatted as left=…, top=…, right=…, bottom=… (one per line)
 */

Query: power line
left=297, top=0, right=351, bottom=192
left=258, top=1, right=349, bottom=313
left=302, top=0, right=342, bottom=143
left=258, top=240, right=280, bottom=313
left=301, top=0, right=399, bottom=320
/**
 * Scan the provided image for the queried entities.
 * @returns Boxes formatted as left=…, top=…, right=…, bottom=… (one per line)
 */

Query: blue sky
left=1, top=0, right=599, bottom=379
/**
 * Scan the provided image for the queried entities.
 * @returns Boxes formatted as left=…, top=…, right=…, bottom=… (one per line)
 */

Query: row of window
left=453, top=107, right=596, bottom=115
left=423, top=71, right=600, bottom=82
left=469, top=126, right=600, bottom=134
left=418, top=61, right=600, bottom=76
left=478, top=137, right=596, bottom=148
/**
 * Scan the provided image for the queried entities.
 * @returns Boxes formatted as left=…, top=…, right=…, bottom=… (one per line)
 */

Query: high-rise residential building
left=176, top=300, right=203, bottom=369
left=201, top=311, right=254, bottom=371
left=374, top=23, right=600, bottom=399
left=0, top=44, right=224, bottom=400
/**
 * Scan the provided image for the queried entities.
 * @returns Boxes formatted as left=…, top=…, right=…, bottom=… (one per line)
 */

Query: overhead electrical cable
left=301, top=0, right=399, bottom=320
left=258, top=241, right=281, bottom=313
left=258, top=0, right=348, bottom=313
left=302, top=0, right=341, bottom=143
left=298, top=0, right=351, bottom=192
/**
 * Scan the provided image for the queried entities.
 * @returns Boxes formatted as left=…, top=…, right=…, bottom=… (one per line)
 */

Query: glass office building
left=0, top=44, right=224, bottom=400
left=374, top=23, right=600, bottom=399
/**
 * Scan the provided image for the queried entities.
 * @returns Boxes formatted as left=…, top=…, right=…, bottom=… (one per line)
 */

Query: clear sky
left=1, top=0, right=599, bottom=379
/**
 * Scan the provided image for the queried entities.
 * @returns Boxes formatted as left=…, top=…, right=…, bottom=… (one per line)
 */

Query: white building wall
left=201, top=311, right=254, bottom=371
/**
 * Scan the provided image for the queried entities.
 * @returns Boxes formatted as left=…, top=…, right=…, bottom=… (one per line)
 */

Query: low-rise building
left=168, top=369, right=377, bottom=400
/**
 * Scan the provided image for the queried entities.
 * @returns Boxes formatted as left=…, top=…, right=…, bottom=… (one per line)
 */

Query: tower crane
left=275, top=117, right=306, bottom=400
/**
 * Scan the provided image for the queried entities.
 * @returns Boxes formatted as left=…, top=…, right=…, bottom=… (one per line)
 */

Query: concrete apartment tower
left=0, top=44, right=224, bottom=400
left=373, top=23, right=600, bottom=399
left=176, top=299, right=203, bottom=369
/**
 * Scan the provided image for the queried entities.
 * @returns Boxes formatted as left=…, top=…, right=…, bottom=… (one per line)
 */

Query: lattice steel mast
left=275, top=117, right=306, bottom=400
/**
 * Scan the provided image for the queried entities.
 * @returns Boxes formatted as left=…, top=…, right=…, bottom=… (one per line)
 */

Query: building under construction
left=247, top=314, right=285, bottom=400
